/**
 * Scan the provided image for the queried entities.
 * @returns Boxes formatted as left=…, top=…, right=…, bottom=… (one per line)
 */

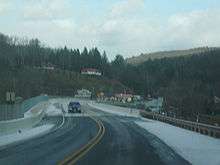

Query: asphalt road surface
left=78, top=105, right=190, bottom=165
left=0, top=116, right=98, bottom=165
left=0, top=103, right=190, bottom=165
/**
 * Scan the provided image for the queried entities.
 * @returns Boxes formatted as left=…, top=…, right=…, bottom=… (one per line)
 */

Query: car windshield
left=0, top=1, right=220, bottom=165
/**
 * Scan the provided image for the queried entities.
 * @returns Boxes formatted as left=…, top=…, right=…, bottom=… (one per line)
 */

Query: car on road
left=68, top=101, right=81, bottom=113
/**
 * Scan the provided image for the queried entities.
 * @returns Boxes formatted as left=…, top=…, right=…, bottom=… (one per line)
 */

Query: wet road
left=78, top=106, right=190, bottom=165
left=0, top=103, right=190, bottom=165
left=0, top=116, right=98, bottom=165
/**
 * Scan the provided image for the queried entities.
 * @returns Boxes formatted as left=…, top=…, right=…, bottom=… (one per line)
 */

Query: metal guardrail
left=96, top=100, right=220, bottom=138
left=140, top=110, right=220, bottom=138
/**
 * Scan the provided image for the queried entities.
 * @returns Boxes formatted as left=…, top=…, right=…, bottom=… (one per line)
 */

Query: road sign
left=6, top=92, right=15, bottom=103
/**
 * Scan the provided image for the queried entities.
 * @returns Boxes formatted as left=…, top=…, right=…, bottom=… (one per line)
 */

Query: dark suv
left=68, top=101, right=81, bottom=113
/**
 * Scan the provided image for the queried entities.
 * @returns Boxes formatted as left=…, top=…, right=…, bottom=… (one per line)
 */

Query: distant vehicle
left=68, top=101, right=81, bottom=113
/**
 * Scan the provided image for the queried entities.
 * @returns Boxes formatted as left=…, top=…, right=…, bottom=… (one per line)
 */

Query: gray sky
left=1, top=0, right=220, bottom=59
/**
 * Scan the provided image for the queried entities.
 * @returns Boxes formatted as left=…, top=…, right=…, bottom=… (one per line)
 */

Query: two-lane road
left=0, top=116, right=98, bottom=165
left=0, top=103, right=190, bottom=165
left=78, top=105, right=190, bottom=165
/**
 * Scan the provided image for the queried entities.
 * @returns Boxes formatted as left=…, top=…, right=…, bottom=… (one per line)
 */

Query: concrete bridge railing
left=0, top=98, right=49, bottom=135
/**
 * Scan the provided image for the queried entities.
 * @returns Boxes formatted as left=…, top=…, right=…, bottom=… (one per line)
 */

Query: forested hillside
left=1, top=32, right=220, bottom=117
left=0, top=33, right=111, bottom=76
left=0, top=33, right=127, bottom=101
left=126, top=47, right=217, bottom=65
left=118, top=49, right=220, bottom=117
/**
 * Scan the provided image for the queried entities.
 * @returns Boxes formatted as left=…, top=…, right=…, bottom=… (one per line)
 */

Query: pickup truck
left=68, top=101, right=81, bottom=113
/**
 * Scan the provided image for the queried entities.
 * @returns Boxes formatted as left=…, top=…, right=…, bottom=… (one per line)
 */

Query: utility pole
left=144, top=70, right=149, bottom=97
left=196, top=112, right=199, bottom=123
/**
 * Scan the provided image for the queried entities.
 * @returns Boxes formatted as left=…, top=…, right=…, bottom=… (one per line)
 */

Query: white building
left=75, top=89, right=92, bottom=98
left=81, top=68, right=102, bottom=76
left=145, top=97, right=163, bottom=112
left=115, top=93, right=133, bottom=102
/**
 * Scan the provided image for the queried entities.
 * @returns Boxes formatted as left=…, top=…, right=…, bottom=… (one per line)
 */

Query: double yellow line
left=58, top=116, right=105, bottom=165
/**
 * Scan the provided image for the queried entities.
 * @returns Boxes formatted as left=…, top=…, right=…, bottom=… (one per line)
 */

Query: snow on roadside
left=0, top=124, right=54, bottom=148
left=24, top=101, right=49, bottom=118
left=49, top=98, right=72, bottom=112
left=88, top=102, right=220, bottom=165
left=45, top=103, right=62, bottom=116
left=136, top=119, right=220, bottom=165
left=46, top=98, right=73, bottom=115
left=0, top=99, right=58, bottom=147
left=88, top=102, right=140, bottom=117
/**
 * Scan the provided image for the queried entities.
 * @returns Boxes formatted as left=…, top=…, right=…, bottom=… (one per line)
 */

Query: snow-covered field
left=0, top=124, right=54, bottom=148
left=89, top=102, right=220, bottom=165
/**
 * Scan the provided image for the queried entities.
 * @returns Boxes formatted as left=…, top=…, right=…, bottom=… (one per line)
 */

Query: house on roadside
left=75, top=89, right=92, bottom=99
left=36, top=63, right=55, bottom=71
left=115, top=93, right=133, bottom=103
left=145, top=97, right=163, bottom=112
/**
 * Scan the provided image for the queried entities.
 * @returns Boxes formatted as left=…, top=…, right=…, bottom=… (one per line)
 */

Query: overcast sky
left=1, top=0, right=220, bottom=59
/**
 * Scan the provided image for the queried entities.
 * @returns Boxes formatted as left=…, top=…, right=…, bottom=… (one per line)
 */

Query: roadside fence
left=140, top=110, right=220, bottom=138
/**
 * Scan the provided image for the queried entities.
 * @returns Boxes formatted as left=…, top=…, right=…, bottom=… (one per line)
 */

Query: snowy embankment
left=88, top=102, right=140, bottom=117
left=49, top=98, right=91, bottom=117
left=49, top=97, right=73, bottom=113
left=45, top=102, right=63, bottom=116
left=0, top=102, right=49, bottom=135
left=136, top=119, right=220, bottom=165
left=0, top=100, right=63, bottom=148
left=88, top=102, right=220, bottom=165
left=0, top=124, right=54, bottom=149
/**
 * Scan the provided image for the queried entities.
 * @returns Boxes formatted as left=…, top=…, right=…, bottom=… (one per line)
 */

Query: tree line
left=115, top=49, right=220, bottom=117
left=1, top=32, right=220, bottom=117
left=0, top=33, right=111, bottom=75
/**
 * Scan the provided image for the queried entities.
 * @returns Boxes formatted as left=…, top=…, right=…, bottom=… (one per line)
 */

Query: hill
left=0, top=67, right=127, bottom=102
left=0, top=33, right=128, bottom=101
left=121, top=48, right=220, bottom=117
left=126, top=47, right=219, bottom=65
left=1, top=32, right=220, bottom=118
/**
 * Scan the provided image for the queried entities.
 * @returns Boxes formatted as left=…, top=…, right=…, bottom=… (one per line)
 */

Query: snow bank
left=65, top=113, right=89, bottom=117
left=0, top=102, right=47, bottom=135
left=45, top=103, right=62, bottom=116
left=0, top=124, right=54, bottom=148
left=46, top=99, right=88, bottom=117
left=0, top=99, right=64, bottom=148
left=88, top=102, right=140, bottom=117
left=136, top=119, right=220, bottom=165
left=49, top=98, right=72, bottom=112
left=89, top=102, right=220, bottom=165
left=24, top=101, right=48, bottom=118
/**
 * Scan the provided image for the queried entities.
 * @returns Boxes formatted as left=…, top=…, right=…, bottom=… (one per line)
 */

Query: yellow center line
left=58, top=115, right=105, bottom=165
